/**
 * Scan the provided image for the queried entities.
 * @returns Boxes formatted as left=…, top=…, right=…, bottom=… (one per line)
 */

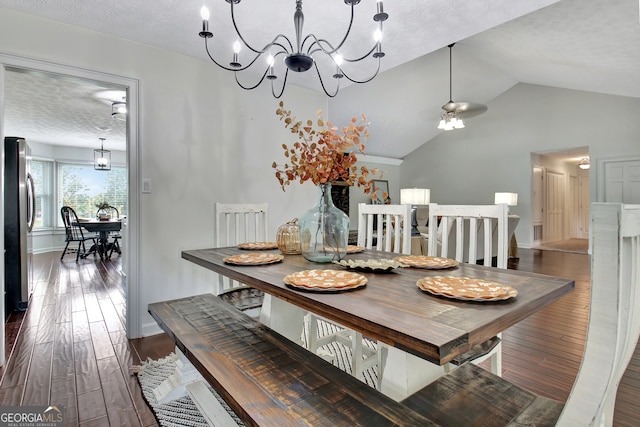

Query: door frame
left=0, top=54, right=141, bottom=352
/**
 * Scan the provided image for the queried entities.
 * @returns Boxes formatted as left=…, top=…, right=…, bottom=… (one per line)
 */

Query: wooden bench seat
left=402, top=363, right=564, bottom=426
left=148, top=293, right=436, bottom=427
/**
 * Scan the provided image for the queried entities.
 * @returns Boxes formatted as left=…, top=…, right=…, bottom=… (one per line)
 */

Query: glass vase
left=299, top=183, right=349, bottom=263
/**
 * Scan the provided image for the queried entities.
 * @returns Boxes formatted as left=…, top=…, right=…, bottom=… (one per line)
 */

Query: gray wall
left=399, top=83, right=640, bottom=247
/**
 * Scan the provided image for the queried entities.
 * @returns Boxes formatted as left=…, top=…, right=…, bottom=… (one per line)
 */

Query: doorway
left=530, top=147, right=590, bottom=249
left=0, top=54, right=140, bottom=367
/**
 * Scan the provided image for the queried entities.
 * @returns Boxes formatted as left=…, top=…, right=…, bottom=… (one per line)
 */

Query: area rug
left=134, top=353, right=246, bottom=427
left=134, top=316, right=378, bottom=426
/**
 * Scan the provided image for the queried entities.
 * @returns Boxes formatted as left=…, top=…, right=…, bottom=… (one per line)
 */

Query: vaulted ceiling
left=1, top=0, right=638, bottom=157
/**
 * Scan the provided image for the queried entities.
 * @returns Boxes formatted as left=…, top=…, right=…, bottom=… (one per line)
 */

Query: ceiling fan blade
left=441, top=101, right=488, bottom=119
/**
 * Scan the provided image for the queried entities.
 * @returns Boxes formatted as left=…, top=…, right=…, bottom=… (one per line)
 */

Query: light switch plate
left=142, top=178, right=152, bottom=194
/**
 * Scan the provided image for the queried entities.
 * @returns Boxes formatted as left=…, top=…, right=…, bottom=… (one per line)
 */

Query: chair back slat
left=357, top=203, right=412, bottom=255
left=558, top=203, right=640, bottom=426
left=214, top=203, right=268, bottom=294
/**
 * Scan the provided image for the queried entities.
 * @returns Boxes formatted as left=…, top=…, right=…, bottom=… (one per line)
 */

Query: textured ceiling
left=1, top=0, right=638, bottom=159
left=3, top=68, right=127, bottom=151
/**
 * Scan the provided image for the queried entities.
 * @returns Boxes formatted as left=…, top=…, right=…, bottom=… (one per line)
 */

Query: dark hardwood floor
left=1, top=248, right=638, bottom=426
left=0, top=252, right=158, bottom=426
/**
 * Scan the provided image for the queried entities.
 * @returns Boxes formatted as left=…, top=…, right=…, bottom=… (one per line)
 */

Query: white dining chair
left=307, top=203, right=412, bottom=388
left=427, top=203, right=509, bottom=375
left=214, top=203, right=269, bottom=296
left=556, top=203, right=640, bottom=426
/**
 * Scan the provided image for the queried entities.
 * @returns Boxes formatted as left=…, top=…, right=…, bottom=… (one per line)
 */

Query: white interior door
left=605, top=160, right=640, bottom=203
left=545, top=170, right=565, bottom=242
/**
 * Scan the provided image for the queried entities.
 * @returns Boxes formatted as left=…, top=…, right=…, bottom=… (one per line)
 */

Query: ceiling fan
left=437, top=43, right=487, bottom=130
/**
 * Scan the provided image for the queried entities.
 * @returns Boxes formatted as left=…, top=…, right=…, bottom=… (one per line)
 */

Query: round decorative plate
left=332, top=259, right=407, bottom=273
left=346, top=245, right=365, bottom=253
left=416, top=276, right=518, bottom=301
left=284, top=269, right=367, bottom=292
left=237, top=242, right=279, bottom=250
left=394, top=255, right=459, bottom=269
left=223, top=253, right=284, bottom=266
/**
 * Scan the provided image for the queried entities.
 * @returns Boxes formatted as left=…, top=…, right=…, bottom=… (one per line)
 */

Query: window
left=57, top=162, right=127, bottom=224
left=31, top=159, right=54, bottom=229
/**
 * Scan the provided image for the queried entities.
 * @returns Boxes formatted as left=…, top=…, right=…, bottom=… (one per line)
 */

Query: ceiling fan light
left=436, top=43, right=485, bottom=130
left=437, top=118, right=446, bottom=129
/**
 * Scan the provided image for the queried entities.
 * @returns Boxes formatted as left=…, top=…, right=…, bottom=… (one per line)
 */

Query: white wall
left=399, top=83, right=640, bottom=247
left=0, top=9, right=328, bottom=336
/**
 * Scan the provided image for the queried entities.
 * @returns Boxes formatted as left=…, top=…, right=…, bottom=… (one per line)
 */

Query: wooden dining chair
left=214, top=203, right=269, bottom=298
left=60, top=206, right=96, bottom=262
left=427, top=203, right=509, bottom=376
left=308, top=203, right=412, bottom=388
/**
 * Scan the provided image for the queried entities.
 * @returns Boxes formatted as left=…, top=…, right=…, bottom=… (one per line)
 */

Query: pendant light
left=94, top=138, right=111, bottom=171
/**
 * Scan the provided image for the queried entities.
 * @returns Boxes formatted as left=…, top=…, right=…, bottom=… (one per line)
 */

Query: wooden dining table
left=182, top=246, right=574, bottom=399
left=77, top=219, right=122, bottom=260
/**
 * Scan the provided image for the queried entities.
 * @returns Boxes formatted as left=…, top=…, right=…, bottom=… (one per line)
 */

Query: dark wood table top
left=182, top=247, right=574, bottom=365
left=76, top=219, right=122, bottom=232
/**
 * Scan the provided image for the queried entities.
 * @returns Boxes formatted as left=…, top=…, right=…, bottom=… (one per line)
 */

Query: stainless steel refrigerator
left=4, top=136, right=35, bottom=318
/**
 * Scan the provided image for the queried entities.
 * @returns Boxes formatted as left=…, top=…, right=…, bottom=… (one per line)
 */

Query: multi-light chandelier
left=198, top=0, right=389, bottom=98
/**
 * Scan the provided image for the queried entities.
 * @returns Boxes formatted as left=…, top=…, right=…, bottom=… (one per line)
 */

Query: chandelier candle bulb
left=230, top=40, right=242, bottom=68
left=200, top=6, right=209, bottom=33
left=267, top=55, right=276, bottom=79
left=374, top=28, right=382, bottom=42
left=333, top=54, right=344, bottom=79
